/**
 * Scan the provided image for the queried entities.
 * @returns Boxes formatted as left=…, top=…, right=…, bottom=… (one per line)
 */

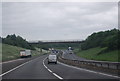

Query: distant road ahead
left=62, top=50, right=86, bottom=61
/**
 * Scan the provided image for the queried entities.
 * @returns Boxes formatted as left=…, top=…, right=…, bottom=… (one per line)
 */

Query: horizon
left=1, top=28, right=119, bottom=42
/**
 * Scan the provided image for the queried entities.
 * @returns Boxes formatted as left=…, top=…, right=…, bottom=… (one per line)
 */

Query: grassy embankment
left=74, top=47, right=119, bottom=62
left=2, top=43, right=48, bottom=62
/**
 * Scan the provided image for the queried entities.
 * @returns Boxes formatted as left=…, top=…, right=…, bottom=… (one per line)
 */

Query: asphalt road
left=2, top=55, right=44, bottom=74
left=1, top=54, right=119, bottom=80
left=62, top=50, right=86, bottom=61
left=2, top=55, right=57, bottom=79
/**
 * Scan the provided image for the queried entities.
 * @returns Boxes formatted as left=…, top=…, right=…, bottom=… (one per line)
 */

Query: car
left=48, top=54, right=57, bottom=64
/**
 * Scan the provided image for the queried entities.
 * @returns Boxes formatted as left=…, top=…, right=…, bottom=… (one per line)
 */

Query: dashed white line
left=58, top=61, right=120, bottom=79
left=53, top=73, right=63, bottom=80
left=43, top=57, right=63, bottom=80
left=48, top=69, right=52, bottom=73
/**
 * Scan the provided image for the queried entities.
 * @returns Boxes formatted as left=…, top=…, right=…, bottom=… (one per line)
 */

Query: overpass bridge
left=28, top=40, right=84, bottom=44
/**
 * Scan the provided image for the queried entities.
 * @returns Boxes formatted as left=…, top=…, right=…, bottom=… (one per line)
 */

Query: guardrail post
left=108, top=63, right=109, bottom=69
left=94, top=63, right=96, bottom=66
left=116, top=65, right=118, bottom=69
left=101, top=63, right=102, bottom=67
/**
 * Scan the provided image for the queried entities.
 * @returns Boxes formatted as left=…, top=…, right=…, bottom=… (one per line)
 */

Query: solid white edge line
left=0, top=57, right=40, bottom=77
left=0, top=62, right=27, bottom=77
left=58, top=61, right=120, bottom=79
left=43, top=57, right=63, bottom=80
left=0, top=59, right=24, bottom=64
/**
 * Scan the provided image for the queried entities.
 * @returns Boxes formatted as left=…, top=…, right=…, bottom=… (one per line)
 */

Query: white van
left=20, top=50, right=31, bottom=58
left=48, top=55, right=57, bottom=64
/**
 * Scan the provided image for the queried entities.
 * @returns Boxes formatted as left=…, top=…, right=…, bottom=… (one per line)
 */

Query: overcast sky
left=2, top=2, right=118, bottom=41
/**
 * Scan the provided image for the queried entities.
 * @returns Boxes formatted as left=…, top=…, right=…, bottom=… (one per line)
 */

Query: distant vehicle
left=68, top=47, right=72, bottom=50
left=68, top=50, right=73, bottom=54
left=48, top=54, right=57, bottom=64
left=51, top=50, right=56, bottom=53
left=51, top=49, right=58, bottom=54
left=20, top=50, right=31, bottom=58
left=68, top=47, right=73, bottom=54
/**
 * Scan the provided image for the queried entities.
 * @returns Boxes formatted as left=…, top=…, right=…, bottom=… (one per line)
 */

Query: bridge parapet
left=28, top=40, right=84, bottom=44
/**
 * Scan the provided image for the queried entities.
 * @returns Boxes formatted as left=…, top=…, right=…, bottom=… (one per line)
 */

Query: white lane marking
left=58, top=61, right=120, bottom=79
left=43, top=57, right=63, bottom=80
left=0, top=59, right=24, bottom=64
left=0, top=57, right=40, bottom=77
left=0, top=61, right=28, bottom=77
left=48, top=69, right=52, bottom=73
left=53, top=73, right=63, bottom=80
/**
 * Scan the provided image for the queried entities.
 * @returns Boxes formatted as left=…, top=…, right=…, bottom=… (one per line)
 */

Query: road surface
left=1, top=54, right=119, bottom=80
left=62, top=50, right=87, bottom=61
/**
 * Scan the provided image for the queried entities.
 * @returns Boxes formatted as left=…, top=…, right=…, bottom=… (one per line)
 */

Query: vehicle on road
left=20, top=50, right=31, bottom=58
left=48, top=54, right=57, bottom=64
left=68, top=47, right=73, bottom=54
left=68, top=50, right=73, bottom=54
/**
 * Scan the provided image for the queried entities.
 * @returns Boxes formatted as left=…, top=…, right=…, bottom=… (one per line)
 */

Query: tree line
left=1, top=28, right=119, bottom=51
left=81, top=28, right=120, bottom=51
left=2, top=34, right=34, bottom=50
left=1, top=34, right=80, bottom=50
left=0, top=37, right=1, bottom=43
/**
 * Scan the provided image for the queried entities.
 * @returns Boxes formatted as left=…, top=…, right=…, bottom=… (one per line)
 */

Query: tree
left=2, top=34, right=34, bottom=50
left=81, top=28, right=120, bottom=51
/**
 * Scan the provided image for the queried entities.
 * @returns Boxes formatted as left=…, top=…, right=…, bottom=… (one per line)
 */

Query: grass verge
left=75, top=47, right=119, bottom=62
left=2, top=44, right=47, bottom=62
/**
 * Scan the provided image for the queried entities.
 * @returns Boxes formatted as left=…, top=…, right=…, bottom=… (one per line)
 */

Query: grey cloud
left=2, top=2, right=118, bottom=41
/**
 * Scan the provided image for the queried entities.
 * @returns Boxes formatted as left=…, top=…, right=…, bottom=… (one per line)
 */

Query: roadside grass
left=2, top=44, right=47, bottom=62
left=32, top=49, right=48, bottom=56
left=2, top=44, right=26, bottom=61
left=75, top=47, right=119, bottom=62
